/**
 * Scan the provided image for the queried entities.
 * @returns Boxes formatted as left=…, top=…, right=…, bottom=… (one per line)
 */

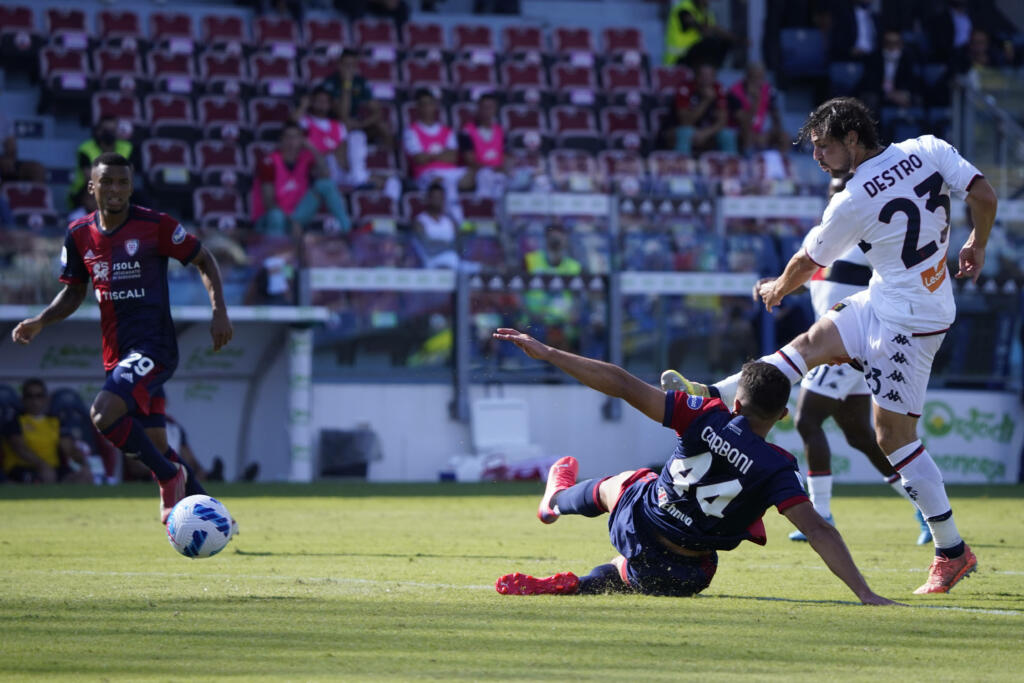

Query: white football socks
left=712, top=344, right=808, bottom=406
left=887, top=440, right=962, bottom=550
left=885, top=473, right=914, bottom=503
left=806, top=473, right=833, bottom=518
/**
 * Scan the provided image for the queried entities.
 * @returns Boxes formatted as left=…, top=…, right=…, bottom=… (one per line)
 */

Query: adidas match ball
left=166, top=495, right=233, bottom=558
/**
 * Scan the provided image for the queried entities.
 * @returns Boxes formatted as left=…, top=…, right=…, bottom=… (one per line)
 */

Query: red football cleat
left=537, top=456, right=579, bottom=524
left=158, top=464, right=187, bottom=525
left=913, top=545, right=977, bottom=594
left=495, top=572, right=580, bottom=595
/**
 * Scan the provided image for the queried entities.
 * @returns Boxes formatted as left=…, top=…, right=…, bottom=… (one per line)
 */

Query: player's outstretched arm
left=190, top=246, right=233, bottom=351
left=10, top=282, right=87, bottom=345
left=957, top=177, right=998, bottom=283
left=492, top=328, right=666, bottom=422
left=783, top=501, right=901, bottom=606
left=757, top=251, right=819, bottom=312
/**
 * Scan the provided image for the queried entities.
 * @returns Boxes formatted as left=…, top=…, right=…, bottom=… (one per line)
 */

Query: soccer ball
left=166, top=495, right=234, bottom=559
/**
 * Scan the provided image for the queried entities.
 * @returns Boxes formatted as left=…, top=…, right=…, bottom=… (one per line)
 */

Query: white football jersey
left=807, top=244, right=870, bottom=317
left=803, top=135, right=982, bottom=333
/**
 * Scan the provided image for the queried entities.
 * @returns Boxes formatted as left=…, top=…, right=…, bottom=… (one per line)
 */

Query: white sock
left=887, top=440, right=962, bottom=550
left=712, top=344, right=808, bottom=406
left=807, top=474, right=833, bottom=518
left=885, top=473, right=914, bottom=503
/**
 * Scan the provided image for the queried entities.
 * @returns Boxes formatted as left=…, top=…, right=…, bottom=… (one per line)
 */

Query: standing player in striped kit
left=662, top=98, right=997, bottom=594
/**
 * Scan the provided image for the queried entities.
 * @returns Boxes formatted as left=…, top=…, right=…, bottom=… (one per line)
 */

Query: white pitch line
left=19, top=569, right=1024, bottom=615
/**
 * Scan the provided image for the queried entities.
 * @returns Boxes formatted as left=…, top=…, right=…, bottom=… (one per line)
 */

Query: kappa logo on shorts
left=171, top=224, right=188, bottom=245
left=686, top=394, right=704, bottom=410
left=882, top=389, right=903, bottom=403
left=890, top=352, right=908, bottom=365
left=887, top=370, right=906, bottom=383
left=892, top=334, right=910, bottom=345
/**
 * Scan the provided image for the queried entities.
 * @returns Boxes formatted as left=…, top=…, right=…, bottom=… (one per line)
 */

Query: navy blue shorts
left=607, top=469, right=719, bottom=597
left=103, top=351, right=173, bottom=427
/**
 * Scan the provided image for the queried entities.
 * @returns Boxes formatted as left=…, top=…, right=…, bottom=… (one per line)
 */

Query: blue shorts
left=607, top=469, right=719, bottom=597
left=103, top=351, right=173, bottom=428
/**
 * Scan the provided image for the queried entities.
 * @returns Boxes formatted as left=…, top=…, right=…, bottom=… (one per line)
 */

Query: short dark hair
left=280, top=119, right=304, bottom=137
left=736, top=361, right=790, bottom=421
left=414, top=87, right=435, bottom=101
left=92, top=152, right=132, bottom=170
left=427, top=182, right=445, bottom=194
left=477, top=92, right=497, bottom=103
left=97, top=114, right=117, bottom=126
left=21, top=378, right=46, bottom=398
left=797, top=97, right=879, bottom=150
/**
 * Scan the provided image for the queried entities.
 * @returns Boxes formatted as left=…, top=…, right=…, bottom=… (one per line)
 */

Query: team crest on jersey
left=171, top=224, right=187, bottom=245
left=831, top=301, right=847, bottom=312
left=92, top=261, right=109, bottom=282
left=125, top=239, right=139, bottom=256
left=686, top=394, right=704, bottom=410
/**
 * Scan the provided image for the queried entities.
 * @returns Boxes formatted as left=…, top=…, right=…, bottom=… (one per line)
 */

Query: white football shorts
left=824, top=289, right=945, bottom=416
left=800, top=362, right=870, bottom=400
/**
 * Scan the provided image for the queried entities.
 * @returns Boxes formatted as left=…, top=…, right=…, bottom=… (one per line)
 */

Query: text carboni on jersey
left=701, top=425, right=753, bottom=475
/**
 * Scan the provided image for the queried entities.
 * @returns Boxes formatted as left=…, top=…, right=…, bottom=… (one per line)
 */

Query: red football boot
left=537, top=456, right=579, bottom=524
left=495, top=572, right=580, bottom=595
left=158, top=464, right=187, bottom=525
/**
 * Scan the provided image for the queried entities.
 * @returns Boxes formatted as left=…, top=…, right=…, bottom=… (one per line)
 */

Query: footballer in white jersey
left=802, top=135, right=982, bottom=335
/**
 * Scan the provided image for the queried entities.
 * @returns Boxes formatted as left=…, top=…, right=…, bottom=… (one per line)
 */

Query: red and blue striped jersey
left=59, top=205, right=201, bottom=371
left=632, top=392, right=808, bottom=552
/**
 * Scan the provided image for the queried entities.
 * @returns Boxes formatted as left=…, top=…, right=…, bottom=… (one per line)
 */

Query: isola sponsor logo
left=97, top=287, right=147, bottom=301
left=112, top=260, right=142, bottom=281
left=700, top=425, right=753, bottom=474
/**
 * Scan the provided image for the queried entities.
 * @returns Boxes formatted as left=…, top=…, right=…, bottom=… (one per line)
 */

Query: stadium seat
left=353, top=192, right=400, bottom=222
left=452, top=59, right=497, bottom=98
left=548, top=148, right=600, bottom=191
left=301, top=54, right=336, bottom=84
left=201, top=14, right=250, bottom=48
left=198, top=95, right=250, bottom=142
left=95, top=47, right=146, bottom=92
left=602, top=27, right=644, bottom=57
left=552, top=64, right=598, bottom=105
left=0, top=5, right=34, bottom=38
left=2, top=182, right=58, bottom=229
left=255, top=15, right=299, bottom=50
left=600, top=107, right=646, bottom=149
left=193, top=185, right=245, bottom=228
left=405, top=22, right=446, bottom=53
left=195, top=139, right=248, bottom=188
left=359, top=59, right=399, bottom=99
left=601, top=63, right=648, bottom=97
left=249, top=97, right=292, bottom=140
left=402, top=59, right=449, bottom=90
left=39, top=47, right=94, bottom=101
left=98, top=10, right=142, bottom=45
left=245, top=140, right=277, bottom=168
left=501, top=104, right=550, bottom=149
left=145, top=93, right=197, bottom=140
left=142, top=138, right=194, bottom=196
left=354, top=18, right=399, bottom=52
left=507, top=147, right=548, bottom=188
left=501, top=61, right=549, bottom=102
left=699, top=152, right=748, bottom=195
left=460, top=195, right=497, bottom=222
left=251, top=54, right=298, bottom=97
left=779, top=28, right=826, bottom=78
left=553, top=27, right=594, bottom=57
left=648, top=150, right=701, bottom=195
left=92, top=91, right=143, bottom=129
left=453, top=24, right=494, bottom=54
left=200, top=52, right=250, bottom=94
left=364, top=145, right=398, bottom=181
left=550, top=106, right=602, bottom=151
left=828, top=61, right=864, bottom=97
left=148, top=49, right=195, bottom=94
left=150, top=12, right=194, bottom=46
left=0, top=5, right=40, bottom=66
left=45, top=8, right=89, bottom=45
left=304, top=17, right=347, bottom=52
left=652, top=65, right=693, bottom=96
left=598, top=149, right=646, bottom=193
left=503, top=25, right=545, bottom=59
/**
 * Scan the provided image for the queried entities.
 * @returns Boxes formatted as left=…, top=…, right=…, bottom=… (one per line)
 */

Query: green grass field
left=1, top=482, right=1022, bottom=681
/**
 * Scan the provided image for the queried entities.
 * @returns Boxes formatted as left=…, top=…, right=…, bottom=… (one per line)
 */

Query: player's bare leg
left=789, top=388, right=839, bottom=540
left=91, top=391, right=185, bottom=523
left=875, top=405, right=976, bottom=593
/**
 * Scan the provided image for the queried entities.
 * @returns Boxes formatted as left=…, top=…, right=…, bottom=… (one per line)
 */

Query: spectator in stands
left=522, top=224, right=583, bottom=352
left=664, top=0, right=739, bottom=67
left=727, top=63, right=788, bottom=153
left=954, top=27, right=1010, bottom=76
left=322, top=49, right=394, bottom=154
left=1, top=379, right=92, bottom=484
left=670, top=64, right=738, bottom=156
left=0, top=188, right=13, bottom=228
left=404, top=88, right=471, bottom=219
left=525, top=224, right=581, bottom=276
left=459, top=93, right=508, bottom=199
left=250, top=121, right=352, bottom=237
left=66, top=187, right=98, bottom=224
left=829, top=0, right=879, bottom=62
left=412, top=182, right=462, bottom=270
left=926, top=0, right=974, bottom=64
left=68, top=115, right=133, bottom=208
left=860, top=29, right=923, bottom=113
left=295, top=86, right=369, bottom=188
left=0, top=111, right=45, bottom=185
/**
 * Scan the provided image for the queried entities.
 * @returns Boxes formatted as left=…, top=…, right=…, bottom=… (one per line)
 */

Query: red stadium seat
left=249, top=97, right=292, bottom=140
left=92, top=91, right=143, bottom=126
left=400, top=192, right=427, bottom=221
left=255, top=16, right=299, bottom=47
left=602, top=27, right=644, bottom=56
left=502, top=26, right=544, bottom=57
left=200, top=52, right=250, bottom=93
left=195, top=139, right=247, bottom=186
left=364, top=145, right=397, bottom=182
left=502, top=104, right=547, bottom=133
left=403, top=59, right=448, bottom=89
left=598, top=149, right=645, bottom=190
left=245, top=140, right=277, bottom=167
left=98, top=10, right=141, bottom=42
left=197, top=95, right=250, bottom=141
left=2, top=182, right=57, bottom=228
left=452, top=59, right=496, bottom=97
left=144, top=93, right=197, bottom=139
left=151, top=12, right=194, bottom=42
left=304, top=17, right=347, bottom=51
left=251, top=54, right=298, bottom=97
left=501, top=62, right=548, bottom=102
left=553, top=27, right=594, bottom=56
left=404, top=22, right=446, bottom=54
left=95, top=47, right=146, bottom=92
left=352, top=192, right=400, bottom=221
left=354, top=18, right=398, bottom=50
left=601, top=63, right=648, bottom=96
left=653, top=65, right=693, bottom=96
left=459, top=195, right=496, bottom=221
left=548, top=148, right=600, bottom=192
left=551, top=106, right=602, bottom=151
left=39, top=47, right=93, bottom=96
left=46, top=8, right=88, bottom=39
left=148, top=50, right=195, bottom=94
left=359, top=59, right=399, bottom=99
left=142, top=138, right=193, bottom=186
left=600, top=107, right=646, bottom=149
left=201, top=14, right=250, bottom=47
left=552, top=64, right=598, bottom=104
left=452, top=24, right=494, bottom=52
left=302, top=55, right=336, bottom=84
left=0, top=5, right=34, bottom=36
left=193, top=186, right=245, bottom=227
left=0, top=5, right=39, bottom=66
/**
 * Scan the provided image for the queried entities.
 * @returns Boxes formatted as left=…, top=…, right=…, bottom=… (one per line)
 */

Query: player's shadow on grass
left=232, top=548, right=558, bottom=561
left=705, top=593, right=865, bottom=607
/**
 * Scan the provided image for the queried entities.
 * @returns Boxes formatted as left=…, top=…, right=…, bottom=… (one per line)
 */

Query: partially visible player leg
left=144, top=423, right=208, bottom=498
left=833, top=394, right=931, bottom=545
left=789, top=384, right=839, bottom=540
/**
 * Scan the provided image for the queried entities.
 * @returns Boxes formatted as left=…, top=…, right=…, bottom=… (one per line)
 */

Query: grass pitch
left=1, top=482, right=1022, bottom=681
